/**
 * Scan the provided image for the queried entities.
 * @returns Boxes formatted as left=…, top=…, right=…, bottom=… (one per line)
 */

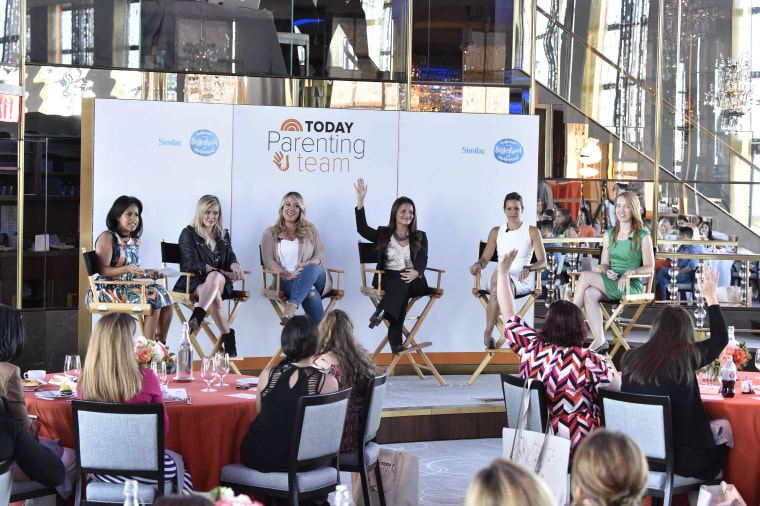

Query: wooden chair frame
left=598, top=273, right=654, bottom=358
left=82, top=248, right=152, bottom=336
left=468, top=241, right=544, bottom=385
left=259, top=244, right=345, bottom=368
left=358, top=242, right=446, bottom=386
left=160, top=240, right=250, bottom=374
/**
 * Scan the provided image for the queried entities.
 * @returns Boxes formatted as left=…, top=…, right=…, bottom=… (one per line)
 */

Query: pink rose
left=718, top=353, right=727, bottom=364
left=734, top=349, right=747, bottom=367
left=724, top=344, right=737, bottom=355
left=138, top=348, right=152, bottom=364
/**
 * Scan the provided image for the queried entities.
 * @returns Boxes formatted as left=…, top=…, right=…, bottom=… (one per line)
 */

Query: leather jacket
left=178, top=225, right=238, bottom=279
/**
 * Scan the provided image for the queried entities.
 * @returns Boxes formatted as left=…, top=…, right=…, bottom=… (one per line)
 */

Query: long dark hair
left=622, top=306, right=702, bottom=386
left=538, top=300, right=587, bottom=347
left=554, top=206, right=576, bottom=236
left=106, top=195, right=143, bottom=238
left=317, top=310, right=375, bottom=396
left=378, top=196, right=423, bottom=257
left=281, top=316, right=319, bottom=363
left=0, top=304, right=23, bottom=361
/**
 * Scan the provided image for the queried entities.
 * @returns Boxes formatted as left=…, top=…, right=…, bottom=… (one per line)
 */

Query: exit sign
left=0, top=94, right=20, bottom=123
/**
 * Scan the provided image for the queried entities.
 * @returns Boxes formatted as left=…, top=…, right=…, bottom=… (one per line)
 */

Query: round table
left=24, top=372, right=258, bottom=491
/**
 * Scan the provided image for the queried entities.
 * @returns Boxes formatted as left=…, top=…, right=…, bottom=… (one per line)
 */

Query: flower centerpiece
left=134, top=336, right=176, bottom=371
left=200, top=486, right=263, bottom=506
left=700, top=340, right=751, bottom=381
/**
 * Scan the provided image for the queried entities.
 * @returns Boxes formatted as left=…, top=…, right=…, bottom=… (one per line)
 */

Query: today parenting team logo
left=268, top=117, right=366, bottom=173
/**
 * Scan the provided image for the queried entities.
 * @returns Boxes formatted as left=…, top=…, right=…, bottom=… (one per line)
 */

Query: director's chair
left=597, top=273, right=655, bottom=359
left=160, top=240, right=249, bottom=374
left=82, top=247, right=152, bottom=336
left=468, top=241, right=544, bottom=385
left=260, top=244, right=345, bottom=368
left=358, top=241, right=446, bottom=386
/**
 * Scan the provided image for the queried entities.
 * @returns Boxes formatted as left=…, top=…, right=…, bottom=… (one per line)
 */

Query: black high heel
left=369, top=308, right=385, bottom=329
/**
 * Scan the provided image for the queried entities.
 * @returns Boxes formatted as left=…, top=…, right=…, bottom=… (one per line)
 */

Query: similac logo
left=268, top=117, right=366, bottom=173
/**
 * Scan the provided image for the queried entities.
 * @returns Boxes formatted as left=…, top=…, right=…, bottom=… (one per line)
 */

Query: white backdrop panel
left=398, top=112, right=539, bottom=352
left=230, top=105, right=400, bottom=358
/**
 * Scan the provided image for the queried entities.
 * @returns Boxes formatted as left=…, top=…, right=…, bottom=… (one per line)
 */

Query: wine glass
left=151, top=361, right=168, bottom=389
left=215, top=353, right=230, bottom=387
left=200, top=358, right=217, bottom=392
left=64, top=354, right=81, bottom=384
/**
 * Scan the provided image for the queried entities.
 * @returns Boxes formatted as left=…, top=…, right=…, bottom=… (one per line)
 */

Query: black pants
left=374, top=271, right=428, bottom=346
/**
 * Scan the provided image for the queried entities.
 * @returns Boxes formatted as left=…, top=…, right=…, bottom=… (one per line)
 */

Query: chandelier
left=704, top=54, right=753, bottom=134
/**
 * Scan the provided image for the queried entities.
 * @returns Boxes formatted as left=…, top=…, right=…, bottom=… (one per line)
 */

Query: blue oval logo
left=493, top=139, right=523, bottom=164
left=189, top=129, right=219, bottom=157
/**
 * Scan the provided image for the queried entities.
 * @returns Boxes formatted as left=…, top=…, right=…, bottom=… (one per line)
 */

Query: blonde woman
left=78, top=313, right=193, bottom=492
left=261, top=192, right=332, bottom=324
left=572, top=191, right=654, bottom=351
left=465, top=459, right=556, bottom=506
left=175, top=195, right=244, bottom=356
left=571, top=429, right=648, bottom=506
left=314, top=310, right=375, bottom=451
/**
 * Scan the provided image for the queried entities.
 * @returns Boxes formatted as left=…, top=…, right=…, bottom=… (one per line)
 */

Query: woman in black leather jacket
left=175, top=195, right=244, bottom=356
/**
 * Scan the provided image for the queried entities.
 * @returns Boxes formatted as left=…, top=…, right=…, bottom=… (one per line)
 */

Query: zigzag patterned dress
left=505, top=315, right=616, bottom=453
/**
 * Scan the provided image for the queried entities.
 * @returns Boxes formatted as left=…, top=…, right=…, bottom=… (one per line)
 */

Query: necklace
left=393, top=230, right=409, bottom=241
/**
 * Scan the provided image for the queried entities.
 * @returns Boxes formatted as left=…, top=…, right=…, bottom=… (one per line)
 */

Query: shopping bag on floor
left=352, top=448, right=418, bottom=506
left=696, top=481, right=747, bottom=506
left=503, top=379, right=570, bottom=506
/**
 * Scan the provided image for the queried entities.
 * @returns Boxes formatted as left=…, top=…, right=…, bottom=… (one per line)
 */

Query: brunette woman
left=554, top=205, right=577, bottom=238
left=354, top=178, right=428, bottom=354
left=175, top=195, right=244, bottom=356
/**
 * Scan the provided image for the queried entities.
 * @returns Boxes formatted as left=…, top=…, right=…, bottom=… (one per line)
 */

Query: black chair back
left=161, top=241, right=181, bottom=265
left=358, top=242, right=377, bottom=264
left=82, top=250, right=99, bottom=276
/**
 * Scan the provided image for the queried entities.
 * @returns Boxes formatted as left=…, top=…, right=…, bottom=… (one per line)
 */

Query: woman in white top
left=261, top=192, right=332, bottom=325
left=354, top=178, right=428, bottom=354
left=470, top=192, right=546, bottom=349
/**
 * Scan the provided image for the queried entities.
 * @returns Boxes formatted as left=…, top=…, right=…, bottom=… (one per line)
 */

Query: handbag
left=502, top=379, right=571, bottom=506
left=697, top=481, right=747, bottom=506
left=352, top=448, right=419, bottom=506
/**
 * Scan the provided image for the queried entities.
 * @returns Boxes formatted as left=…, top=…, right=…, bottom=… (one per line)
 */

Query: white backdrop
left=89, top=99, right=538, bottom=358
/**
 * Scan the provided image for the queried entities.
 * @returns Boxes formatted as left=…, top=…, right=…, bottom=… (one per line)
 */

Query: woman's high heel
left=369, top=308, right=385, bottom=329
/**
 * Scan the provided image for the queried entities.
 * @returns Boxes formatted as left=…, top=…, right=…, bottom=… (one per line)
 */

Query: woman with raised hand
left=498, top=249, right=620, bottom=453
left=175, top=195, right=244, bottom=356
left=572, top=191, right=654, bottom=352
left=85, top=195, right=173, bottom=342
left=261, top=192, right=332, bottom=325
left=354, top=178, right=428, bottom=354
left=78, top=313, right=193, bottom=492
left=622, top=265, right=729, bottom=480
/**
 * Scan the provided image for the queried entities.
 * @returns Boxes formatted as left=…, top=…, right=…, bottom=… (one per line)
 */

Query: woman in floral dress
left=85, top=196, right=172, bottom=342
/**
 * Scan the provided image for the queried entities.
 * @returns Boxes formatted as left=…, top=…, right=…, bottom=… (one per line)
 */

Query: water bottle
left=721, top=354, right=736, bottom=398
left=123, top=479, right=139, bottom=506
left=174, top=322, right=193, bottom=381
left=727, top=325, right=736, bottom=344
left=333, top=484, right=352, bottom=506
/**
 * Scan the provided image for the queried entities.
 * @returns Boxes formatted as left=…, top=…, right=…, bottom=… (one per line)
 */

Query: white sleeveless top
left=496, top=221, right=535, bottom=295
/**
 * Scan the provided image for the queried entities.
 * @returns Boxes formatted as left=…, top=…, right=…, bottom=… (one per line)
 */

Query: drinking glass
left=151, top=361, right=168, bottom=388
left=215, top=353, right=230, bottom=387
left=755, top=348, right=760, bottom=372
left=200, top=358, right=216, bottom=392
left=64, top=354, right=81, bottom=383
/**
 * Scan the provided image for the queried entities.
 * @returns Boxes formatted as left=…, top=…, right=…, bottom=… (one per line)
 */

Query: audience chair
left=220, top=388, right=352, bottom=506
left=259, top=244, right=345, bottom=368
left=337, top=374, right=388, bottom=506
left=598, top=389, right=721, bottom=506
left=0, top=461, right=10, bottom=505
left=469, top=241, right=544, bottom=385
left=72, top=400, right=169, bottom=505
left=82, top=248, right=152, bottom=336
left=597, top=273, right=655, bottom=359
left=160, top=240, right=249, bottom=374
left=11, top=478, right=65, bottom=505
left=500, top=372, right=549, bottom=432
left=358, top=242, right=446, bottom=386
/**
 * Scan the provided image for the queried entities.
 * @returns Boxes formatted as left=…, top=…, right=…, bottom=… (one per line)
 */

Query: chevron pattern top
left=505, top=315, right=616, bottom=453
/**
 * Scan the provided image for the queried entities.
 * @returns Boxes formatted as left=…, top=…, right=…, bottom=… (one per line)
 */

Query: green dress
left=602, top=228, right=649, bottom=300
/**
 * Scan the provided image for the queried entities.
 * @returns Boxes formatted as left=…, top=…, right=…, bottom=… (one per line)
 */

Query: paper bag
left=697, top=481, right=747, bottom=506
left=352, top=448, right=418, bottom=506
left=503, top=427, right=570, bottom=505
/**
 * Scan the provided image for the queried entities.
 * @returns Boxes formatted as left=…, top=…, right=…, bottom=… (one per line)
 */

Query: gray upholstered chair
left=220, top=388, right=352, bottom=505
left=72, top=401, right=169, bottom=505
left=500, top=372, right=549, bottom=432
left=0, top=460, right=12, bottom=505
left=338, top=374, right=388, bottom=506
left=598, top=389, right=721, bottom=506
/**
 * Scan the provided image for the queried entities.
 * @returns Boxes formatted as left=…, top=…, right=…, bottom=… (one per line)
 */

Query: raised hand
left=354, top=178, right=368, bottom=208
left=498, top=249, right=518, bottom=273
left=697, top=264, right=719, bottom=305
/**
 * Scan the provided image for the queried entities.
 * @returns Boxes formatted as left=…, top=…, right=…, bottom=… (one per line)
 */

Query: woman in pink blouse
left=497, top=249, right=620, bottom=452
left=78, top=313, right=192, bottom=492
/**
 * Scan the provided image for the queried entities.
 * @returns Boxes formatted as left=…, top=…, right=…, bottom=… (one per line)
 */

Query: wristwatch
left=522, top=265, right=530, bottom=272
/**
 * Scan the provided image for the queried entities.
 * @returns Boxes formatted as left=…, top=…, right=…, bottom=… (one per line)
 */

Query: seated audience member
left=655, top=226, right=703, bottom=300
left=577, top=207, right=599, bottom=238
left=465, top=459, right=556, bottom=506
left=676, top=215, right=689, bottom=228
left=78, top=313, right=193, bottom=492
left=240, top=316, right=339, bottom=473
left=700, top=221, right=715, bottom=242
left=498, top=249, right=620, bottom=453
left=623, top=265, right=729, bottom=480
left=0, top=409, right=65, bottom=489
left=469, top=191, right=546, bottom=349
left=691, top=215, right=704, bottom=227
left=554, top=205, right=577, bottom=238
left=571, top=429, right=648, bottom=506
left=542, top=208, right=555, bottom=223
left=314, top=309, right=375, bottom=452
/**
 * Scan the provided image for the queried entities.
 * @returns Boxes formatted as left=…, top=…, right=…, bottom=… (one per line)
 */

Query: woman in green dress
left=572, top=191, right=654, bottom=352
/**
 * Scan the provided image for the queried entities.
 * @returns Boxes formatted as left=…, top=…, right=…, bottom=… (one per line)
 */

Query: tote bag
left=352, top=448, right=419, bottom=506
left=502, top=379, right=571, bottom=506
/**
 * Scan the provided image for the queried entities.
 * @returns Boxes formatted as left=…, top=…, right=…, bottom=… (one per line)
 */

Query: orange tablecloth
left=701, top=372, right=760, bottom=506
left=25, top=373, right=258, bottom=491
